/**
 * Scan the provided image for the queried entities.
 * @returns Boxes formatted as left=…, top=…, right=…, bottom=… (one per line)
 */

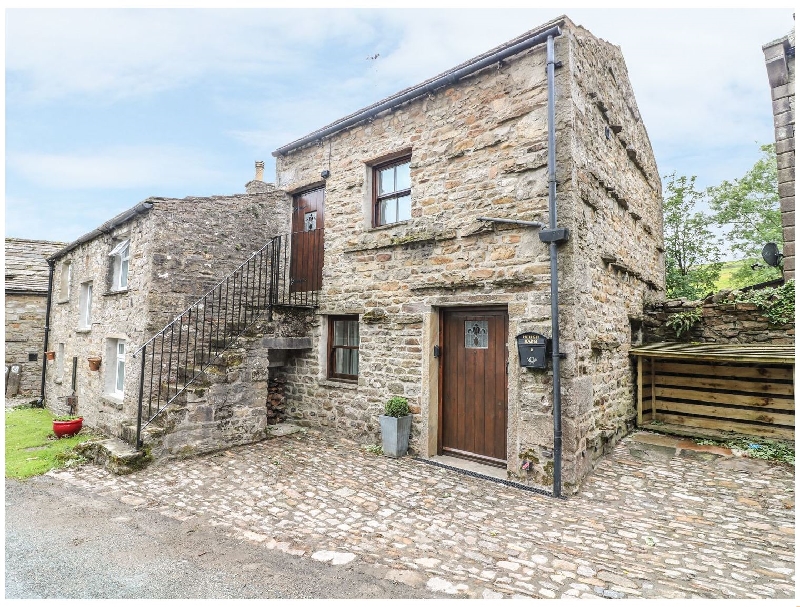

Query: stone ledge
left=260, top=337, right=312, bottom=349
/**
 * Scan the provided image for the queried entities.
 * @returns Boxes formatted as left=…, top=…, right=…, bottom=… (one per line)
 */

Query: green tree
left=663, top=173, right=723, bottom=299
left=709, top=144, right=782, bottom=288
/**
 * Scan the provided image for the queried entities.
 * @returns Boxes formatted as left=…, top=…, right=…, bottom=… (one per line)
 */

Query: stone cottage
left=271, top=15, right=663, bottom=493
left=43, top=178, right=289, bottom=443
left=763, top=28, right=795, bottom=280
left=5, top=237, right=66, bottom=397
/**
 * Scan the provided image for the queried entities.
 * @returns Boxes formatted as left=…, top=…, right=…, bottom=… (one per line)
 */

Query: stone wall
left=763, top=31, right=795, bottom=279
left=5, top=238, right=65, bottom=396
left=45, top=183, right=292, bottom=441
left=5, top=293, right=49, bottom=396
left=643, top=292, right=794, bottom=345
left=273, top=17, right=663, bottom=493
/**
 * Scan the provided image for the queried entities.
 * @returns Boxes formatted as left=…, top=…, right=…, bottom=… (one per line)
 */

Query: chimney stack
left=255, top=161, right=265, bottom=182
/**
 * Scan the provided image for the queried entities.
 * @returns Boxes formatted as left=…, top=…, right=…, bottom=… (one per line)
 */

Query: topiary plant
left=384, top=396, right=410, bottom=418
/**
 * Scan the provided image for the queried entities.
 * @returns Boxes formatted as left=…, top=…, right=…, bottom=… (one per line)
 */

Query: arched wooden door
left=439, top=307, right=508, bottom=466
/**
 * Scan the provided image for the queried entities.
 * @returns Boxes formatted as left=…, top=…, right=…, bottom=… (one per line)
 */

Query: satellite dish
left=761, top=242, right=783, bottom=267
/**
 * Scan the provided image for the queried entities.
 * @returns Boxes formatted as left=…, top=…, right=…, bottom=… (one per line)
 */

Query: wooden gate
left=439, top=307, right=508, bottom=465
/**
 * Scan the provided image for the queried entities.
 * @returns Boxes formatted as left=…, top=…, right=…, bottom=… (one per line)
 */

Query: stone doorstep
left=75, top=438, right=151, bottom=475
left=266, top=423, right=305, bottom=438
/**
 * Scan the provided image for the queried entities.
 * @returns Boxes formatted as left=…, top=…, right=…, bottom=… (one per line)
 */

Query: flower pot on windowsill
left=45, top=351, right=56, bottom=361
left=87, top=356, right=102, bottom=371
left=53, top=416, right=83, bottom=438
left=379, top=396, right=412, bottom=458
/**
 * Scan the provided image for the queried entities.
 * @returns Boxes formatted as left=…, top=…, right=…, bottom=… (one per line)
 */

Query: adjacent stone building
left=43, top=178, right=290, bottom=444
left=763, top=28, right=795, bottom=279
left=271, top=16, right=663, bottom=492
left=5, top=238, right=66, bottom=397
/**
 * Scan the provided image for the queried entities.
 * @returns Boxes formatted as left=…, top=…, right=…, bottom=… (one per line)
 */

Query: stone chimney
left=246, top=160, right=272, bottom=195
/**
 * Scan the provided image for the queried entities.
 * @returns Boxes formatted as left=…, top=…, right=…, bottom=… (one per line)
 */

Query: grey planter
left=379, top=414, right=412, bottom=458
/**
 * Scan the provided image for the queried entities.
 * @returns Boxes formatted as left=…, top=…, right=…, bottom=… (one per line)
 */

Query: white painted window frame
left=78, top=282, right=93, bottom=329
left=109, top=239, right=130, bottom=291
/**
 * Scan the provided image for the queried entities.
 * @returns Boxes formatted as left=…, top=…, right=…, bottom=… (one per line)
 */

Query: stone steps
left=75, top=437, right=152, bottom=475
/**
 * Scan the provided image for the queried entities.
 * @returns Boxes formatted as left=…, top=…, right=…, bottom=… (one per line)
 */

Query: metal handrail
left=132, top=229, right=322, bottom=448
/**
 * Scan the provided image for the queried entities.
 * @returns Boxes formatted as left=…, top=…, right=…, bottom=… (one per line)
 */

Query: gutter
left=273, top=22, right=564, bottom=157
left=47, top=201, right=154, bottom=262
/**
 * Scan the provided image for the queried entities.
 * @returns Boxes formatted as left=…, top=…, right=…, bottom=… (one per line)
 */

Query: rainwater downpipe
left=545, top=34, right=564, bottom=499
left=38, top=258, right=56, bottom=408
left=478, top=32, right=566, bottom=499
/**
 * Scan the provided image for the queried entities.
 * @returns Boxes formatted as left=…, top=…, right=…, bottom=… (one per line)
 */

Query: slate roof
left=5, top=238, right=66, bottom=294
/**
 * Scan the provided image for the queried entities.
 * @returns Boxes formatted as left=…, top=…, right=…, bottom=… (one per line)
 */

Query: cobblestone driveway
left=50, top=430, right=795, bottom=599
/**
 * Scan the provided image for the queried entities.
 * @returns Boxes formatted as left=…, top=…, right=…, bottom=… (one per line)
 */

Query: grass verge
left=5, top=407, right=96, bottom=479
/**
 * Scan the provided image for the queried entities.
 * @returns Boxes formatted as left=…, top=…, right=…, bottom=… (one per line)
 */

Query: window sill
left=368, top=220, right=410, bottom=232
left=319, top=378, right=359, bottom=390
left=102, top=394, right=124, bottom=410
left=56, top=298, right=70, bottom=305
left=75, top=328, right=92, bottom=334
left=104, top=288, right=129, bottom=296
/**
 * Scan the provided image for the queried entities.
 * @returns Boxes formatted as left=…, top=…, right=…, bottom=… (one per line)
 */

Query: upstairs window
left=373, top=156, right=411, bottom=226
left=59, top=261, right=71, bottom=300
left=78, top=282, right=93, bottom=329
left=328, top=316, right=359, bottom=381
left=109, top=239, right=130, bottom=290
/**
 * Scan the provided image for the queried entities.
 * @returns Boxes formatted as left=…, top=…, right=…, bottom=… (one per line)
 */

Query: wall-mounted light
left=321, top=170, right=330, bottom=179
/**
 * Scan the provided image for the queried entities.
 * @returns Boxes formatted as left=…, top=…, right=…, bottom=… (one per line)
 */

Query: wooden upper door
left=290, top=188, right=324, bottom=293
left=440, top=307, right=508, bottom=465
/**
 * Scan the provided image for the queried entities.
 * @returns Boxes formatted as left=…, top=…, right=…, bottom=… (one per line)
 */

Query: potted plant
left=379, top=396, right=412, bottom=458
left=53, top=415, right=83, bottom=438
left=87, top=356, right=102, bottom=371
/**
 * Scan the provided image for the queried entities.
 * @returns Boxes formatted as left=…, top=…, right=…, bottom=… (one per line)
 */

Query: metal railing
left=132, top=229, right=322, bottom=448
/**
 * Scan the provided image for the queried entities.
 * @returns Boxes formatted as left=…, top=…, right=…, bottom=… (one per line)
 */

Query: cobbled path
left=49, top=430, right=795, bottom=599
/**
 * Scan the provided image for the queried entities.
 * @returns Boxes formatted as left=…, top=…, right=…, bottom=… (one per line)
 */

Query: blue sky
left=4, top=8, right=795, bottom=247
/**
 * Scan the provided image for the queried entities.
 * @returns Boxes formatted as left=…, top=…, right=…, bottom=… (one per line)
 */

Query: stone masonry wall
left=558, top=26, right=663, bottom=486
left=45, top=184, right=292, bottom=441
left=5, top=238, right=65, bottom=397
left=763, top=31, right=795, bottom=279
left=144, top=186, right=291, bottom=334
left=46, top=212, right=153, bottom=436
left=643, top=293, right=794, bottom=345
left=5, top=293, right=49, bottom=396
left=274, top=17, right=662, bottom=493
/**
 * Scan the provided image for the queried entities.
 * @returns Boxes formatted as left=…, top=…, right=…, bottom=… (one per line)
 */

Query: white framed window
left=59, top=261, right=71, bottom=300
left=114, top=340, right=125, bottom=396
left=109, top=239, right=130, bottom=290
left=104, top=338, right=126, bottom=398
left=78, top=282, right=93, bottom=329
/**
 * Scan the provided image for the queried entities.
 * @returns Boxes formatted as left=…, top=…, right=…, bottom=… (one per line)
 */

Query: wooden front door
left=290, top=188, right=324, bottom=293
left=440, top=307, right=508, bottom=465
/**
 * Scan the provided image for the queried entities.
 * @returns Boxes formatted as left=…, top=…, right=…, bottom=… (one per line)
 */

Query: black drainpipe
left=477, top=31, right=567, bottom=499
left=544, top=34, right=565, bottom=498
left=38, top=258, right=56, bottom=408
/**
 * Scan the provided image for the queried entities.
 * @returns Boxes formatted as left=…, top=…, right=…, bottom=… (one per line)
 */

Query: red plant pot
left=53, top=418, right=83, bottom=438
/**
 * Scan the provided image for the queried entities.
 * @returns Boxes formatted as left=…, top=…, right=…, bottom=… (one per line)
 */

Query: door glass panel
left=465, top=320, right=489, bottom=349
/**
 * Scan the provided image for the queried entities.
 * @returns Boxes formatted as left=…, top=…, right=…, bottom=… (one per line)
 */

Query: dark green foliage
left=384, top=396, right=410, bottom=418
left=663, top=173, right=722, bottom=299
left=735, top=279, right=795, bottom=325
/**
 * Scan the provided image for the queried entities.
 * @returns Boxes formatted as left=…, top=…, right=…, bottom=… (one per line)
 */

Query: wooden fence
left=631, top=343, right=795, bottom=440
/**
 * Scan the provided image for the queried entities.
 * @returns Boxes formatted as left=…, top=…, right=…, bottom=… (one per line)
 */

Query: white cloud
left=9, top=145, right=228, bottom=190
